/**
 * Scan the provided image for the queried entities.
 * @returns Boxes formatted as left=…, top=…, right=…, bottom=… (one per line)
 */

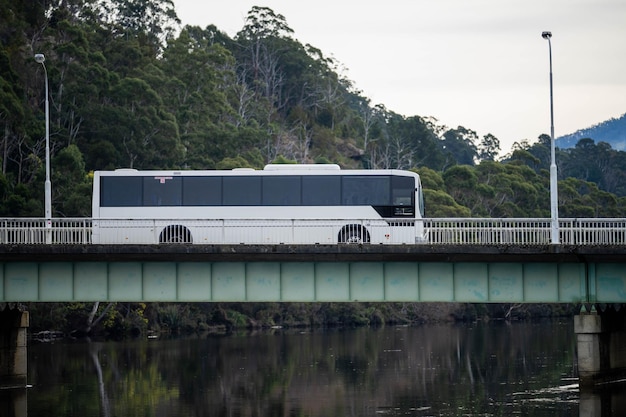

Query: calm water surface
left=15, top=319, right=626, bottom=416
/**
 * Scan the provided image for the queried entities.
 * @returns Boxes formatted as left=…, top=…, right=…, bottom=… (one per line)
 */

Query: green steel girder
left=2, top=260, right=625, bottom=303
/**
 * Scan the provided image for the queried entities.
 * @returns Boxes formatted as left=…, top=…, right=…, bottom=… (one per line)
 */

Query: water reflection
left=89, top=345, right=109, bottom=417
left=580, top=385, right=626, bottom=417
left=14, top=320, right=626, bottom=416
left=0, top=387, right=27, bottom=417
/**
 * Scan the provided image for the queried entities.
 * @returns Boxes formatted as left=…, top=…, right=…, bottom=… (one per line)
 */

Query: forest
left=1, top=0, right=624, bottom=335
left=557, top=113, right=626, bottom=151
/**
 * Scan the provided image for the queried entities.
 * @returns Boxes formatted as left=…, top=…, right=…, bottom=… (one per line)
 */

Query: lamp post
left=34, top=53, right=52, bottom=243
left=542, top=31, right=559, bottom=244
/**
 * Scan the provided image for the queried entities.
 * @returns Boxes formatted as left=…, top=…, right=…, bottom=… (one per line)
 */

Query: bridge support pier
left=575, top=306, right=626, bottom=387
left=0, top=306, right=29, bottom=387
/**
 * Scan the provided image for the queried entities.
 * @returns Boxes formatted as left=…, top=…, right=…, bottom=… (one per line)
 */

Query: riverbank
left=25, top=302, right=579, bottom=339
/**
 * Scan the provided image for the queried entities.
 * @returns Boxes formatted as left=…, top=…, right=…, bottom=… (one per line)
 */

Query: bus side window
left=342, top=176, right=390, bottom=205
left=101, top=176, right=142, bottom=207
left=143, top=177, right=182, bottom=206
left=183, top=177, right=222, bottom=205
left=302, top=176, right=340, bottom=205
left=262, top=176, right=301, bottom=205
left=223, top=177, right=261, bottom=205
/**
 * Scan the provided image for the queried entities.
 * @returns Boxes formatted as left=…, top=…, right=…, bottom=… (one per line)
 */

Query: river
left=8, top=319, right=626, bottom=416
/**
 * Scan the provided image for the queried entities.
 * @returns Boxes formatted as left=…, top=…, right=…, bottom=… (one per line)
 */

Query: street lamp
left=34, top=53, right=52, bottom=243
left=542, top=31, right=559, bottom=244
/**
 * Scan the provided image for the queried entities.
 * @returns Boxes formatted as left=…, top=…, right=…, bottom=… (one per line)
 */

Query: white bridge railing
left=0, top=217, right=625, bottom=245
left=424, top=218, right=626, bottom=246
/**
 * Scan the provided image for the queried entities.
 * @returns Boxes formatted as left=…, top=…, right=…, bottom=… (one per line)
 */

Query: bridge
left=1, top=216, right=626, bottom=388
left=1, top=243, right=625, bottom=304
left=0, top=217, right=625, bottom=304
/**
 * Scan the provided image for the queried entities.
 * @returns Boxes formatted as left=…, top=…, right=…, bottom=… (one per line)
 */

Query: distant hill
left=556, top=113, right=626, bottom=150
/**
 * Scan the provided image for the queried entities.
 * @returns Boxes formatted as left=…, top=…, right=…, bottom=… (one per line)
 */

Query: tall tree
left=0, top=48, right=27, bottom=175
left=100, top=76, right=182, bottom=168
left=159, top=27, right=243, bottom=167
left=236, top=6, right=294, bottom=102
left=105, top=0, right=180, bottom=53
left=441, top=126, right=478, bottom=166
left=477, top=133, right=501, bottom=162
left=50, top=144, right=91, bottom=216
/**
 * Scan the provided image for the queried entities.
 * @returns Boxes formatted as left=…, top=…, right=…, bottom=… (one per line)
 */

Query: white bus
left=91, top=164, right=425, bottom=244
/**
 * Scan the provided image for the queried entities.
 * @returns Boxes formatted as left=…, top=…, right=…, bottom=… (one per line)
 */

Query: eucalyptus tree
left=51, top=144, right=91, bottom=216
left=36, top=20, right=176, bottom=170
left=235, top=6, right=294, bottom=108
left=474, top=161, right=545, bottom=217
left=229, top=7, right=293, bottom=161
left=102, top=0, right=180, bottom=54
left=0, top=1, right=81, bottom=215
left=100, top=76, right=182, bottom=168
left=442, top=165, right=484, bottom=215
left=236, top=6, right=294, bottom=87
left=232, top=7, right=359, bottom=163
left=477, top=133, right=501, bottom=161
left=159, top=27, right=245, bottom=167
left=236, top=12, right=340, bottom=111
left=441, top=126, right=479, bottom=166
left=558, top=177, right=626, bottom=217
left=355, top=98, right=376, bottom=153
left=0, top=48, right=27, bottom=176
left=422, top=189, right=471, bottom=217
left=415, top=167, right=470, bottom=217
left=368, top=109, right=444, bottom=170
left=559, top=139, right=626, bottom=196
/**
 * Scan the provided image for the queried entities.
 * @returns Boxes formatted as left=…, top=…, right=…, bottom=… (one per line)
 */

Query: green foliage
left=314, top=155, right=333, bottom=164
left=477, top=133, right=501, bottom=161
left=271, top=155, right=297, bottom=164
left=216, top=156, right=254, bottom=169
left=559, top=177, right=624, bottom=217
left=559, top=139, right=626, bottom=196
left=28, top=301, right=578, bottom=337
left=106, top=303, right=149, bottom=336
left=0, top=0, right=624, bottom=223
left=51, top=144, right=92, bottom=216
left=442, top=165, right=480, bottom=214
left=442, top=126, right=478, bottom=166
left=423, top=189, right=471, bottom=217
left=225, top=309, right=250, bottom=328
left=154, top=303, right=205, bottom=333
left=415, top=167, right=445, bottom=190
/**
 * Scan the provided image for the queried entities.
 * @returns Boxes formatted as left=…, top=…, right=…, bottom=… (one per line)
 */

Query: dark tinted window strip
left=101, top=175, right=413, bottom=209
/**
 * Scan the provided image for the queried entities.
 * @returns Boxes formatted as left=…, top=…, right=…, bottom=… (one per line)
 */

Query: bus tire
left=160, top=225, right=192, bottom=244
left=338, top=224, right=370, bottom=244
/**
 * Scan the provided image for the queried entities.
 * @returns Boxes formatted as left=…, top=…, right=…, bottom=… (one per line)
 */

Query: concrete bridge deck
left=1, top=243, right=626, bottom=262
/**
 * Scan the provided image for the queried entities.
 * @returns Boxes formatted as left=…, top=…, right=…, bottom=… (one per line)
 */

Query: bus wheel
left=339, top=225, right=370, bottom=244
left=160, top=225, right=192, bottom=244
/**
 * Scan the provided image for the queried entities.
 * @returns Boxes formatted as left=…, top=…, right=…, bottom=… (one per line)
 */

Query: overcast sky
left=173, top=0, right=626, bottom=156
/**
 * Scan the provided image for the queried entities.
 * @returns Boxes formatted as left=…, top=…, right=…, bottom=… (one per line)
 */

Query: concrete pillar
left=579, top=390, right=602, bottom=417
left=0, top=306, right=29, bottom=417
left=575, top=306, right=626, bottom=387
left=579, top=386, right=626, bottom=417
left=0, top=306, right=29, bottom=387
left=0, top=388, right=27, bottom=417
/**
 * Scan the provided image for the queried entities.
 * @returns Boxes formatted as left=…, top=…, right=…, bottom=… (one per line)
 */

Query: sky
left=173, top=0, right=626, bottom=156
